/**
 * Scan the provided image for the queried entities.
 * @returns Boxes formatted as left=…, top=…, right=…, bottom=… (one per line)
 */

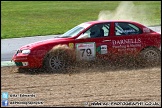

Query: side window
left=102, top=24, right=110, bottom=37
left=115, top=22, right=142, bottom=36
left=84, top=23, right=110, bottom=38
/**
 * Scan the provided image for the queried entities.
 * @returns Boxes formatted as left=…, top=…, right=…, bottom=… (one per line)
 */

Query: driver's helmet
left=90, top=25, right=100, bottom=38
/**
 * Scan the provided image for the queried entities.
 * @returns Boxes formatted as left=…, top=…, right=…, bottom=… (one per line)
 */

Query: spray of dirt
left=48, top=44, right=76, bottom=60
left=98, top=1, right=152, bottom=26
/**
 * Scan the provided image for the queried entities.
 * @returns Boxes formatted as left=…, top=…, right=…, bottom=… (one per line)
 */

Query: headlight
left=22, top=49, right=31, bottom=54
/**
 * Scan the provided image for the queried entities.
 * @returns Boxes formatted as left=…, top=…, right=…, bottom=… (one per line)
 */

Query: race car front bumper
left=12, top=53, right=43, bottom=68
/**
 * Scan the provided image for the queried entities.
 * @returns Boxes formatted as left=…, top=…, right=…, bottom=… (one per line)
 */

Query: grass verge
left=1, top=1, right=161, bottom=39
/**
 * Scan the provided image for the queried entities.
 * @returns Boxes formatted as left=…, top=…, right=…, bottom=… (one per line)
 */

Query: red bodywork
left=12, top=20, right=161, bottom=68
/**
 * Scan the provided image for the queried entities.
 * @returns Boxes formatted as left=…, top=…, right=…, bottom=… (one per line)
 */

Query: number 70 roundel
left=76, top=42, right=96, bottom=61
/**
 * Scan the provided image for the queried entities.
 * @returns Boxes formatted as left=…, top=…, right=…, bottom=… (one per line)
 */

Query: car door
left=74, top=23, right=115, bottom=61
left=112, top=22, right=144, bottom=56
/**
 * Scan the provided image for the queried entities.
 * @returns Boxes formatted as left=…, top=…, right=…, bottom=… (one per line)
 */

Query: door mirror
left=76, top=33, right=89, bottom=39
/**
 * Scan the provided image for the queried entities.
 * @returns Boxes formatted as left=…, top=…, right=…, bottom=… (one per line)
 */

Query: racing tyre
left=138, top=47, right=161, bottom=67
left=44, top=45, right=75, bottom=73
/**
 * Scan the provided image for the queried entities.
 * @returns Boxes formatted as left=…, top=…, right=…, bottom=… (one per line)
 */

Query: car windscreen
left=59, top=26, right=85, bottom=38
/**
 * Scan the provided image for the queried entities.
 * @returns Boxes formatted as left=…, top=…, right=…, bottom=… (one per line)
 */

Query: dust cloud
left=98, top=1, right=152, bottom=26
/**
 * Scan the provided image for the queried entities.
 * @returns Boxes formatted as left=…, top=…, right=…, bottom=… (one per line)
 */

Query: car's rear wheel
left=44, top=45, right=75, bottom=73
left=138, top=47, right=161, bottom=67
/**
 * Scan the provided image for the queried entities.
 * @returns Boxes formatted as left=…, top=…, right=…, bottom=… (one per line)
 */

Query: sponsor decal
left=112, top=38, right=142, bottom=52
left=97, top=45, right=108, bottom=54
left=112, top=38, right=141, bottom=45
left=69, top=43, right=74, bottom=48
left=123, top=29, right=136, bottom=33
left=78, top=43, right=93, bottom=48
left=101, top=45, right=107, bottom=54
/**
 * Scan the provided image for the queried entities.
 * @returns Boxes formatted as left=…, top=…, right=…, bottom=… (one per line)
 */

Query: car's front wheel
left=44, top=53, right=67, bottom=72
left=44, top=45, right=75, bottom=73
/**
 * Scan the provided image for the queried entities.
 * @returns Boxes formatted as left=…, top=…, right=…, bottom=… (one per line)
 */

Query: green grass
left=1, top=1, right=161, bottom=39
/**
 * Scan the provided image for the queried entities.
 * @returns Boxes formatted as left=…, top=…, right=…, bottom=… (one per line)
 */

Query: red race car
left=12, top=20, right=161, bottom=72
